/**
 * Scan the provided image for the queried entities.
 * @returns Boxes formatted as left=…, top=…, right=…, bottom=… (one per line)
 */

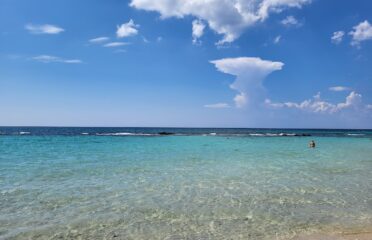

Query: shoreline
left=295, top=227, right=372, bottom=240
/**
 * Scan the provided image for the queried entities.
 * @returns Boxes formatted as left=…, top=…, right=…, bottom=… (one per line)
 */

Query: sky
left=1, top=0, right=372, bottom=128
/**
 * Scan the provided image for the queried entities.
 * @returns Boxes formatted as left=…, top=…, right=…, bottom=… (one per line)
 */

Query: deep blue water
left=0, top=126, right=371, bottom=137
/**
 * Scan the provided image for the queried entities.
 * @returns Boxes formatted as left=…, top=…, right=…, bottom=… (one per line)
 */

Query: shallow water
left=1, top=130, right=372, bottom=239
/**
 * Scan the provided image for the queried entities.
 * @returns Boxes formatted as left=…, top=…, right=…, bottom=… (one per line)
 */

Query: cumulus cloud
left=117, top=19, right=139, bottom=38
left=210, top=57, right=284, bottom=108
left=192, top=19, right=206, bottom=44
left=32, top=55, right=82, bottom=64
left=89, top=37, right=110, bottom=43
left=130, top=0, right=311, bottom=44
left=281, top=15, right=301, bottom=27
left=25, top=24, right=64, bottom=34
left=265, top=91, right=364, bottom=113
left=329, top=86, right=350, bottom=92
left=204, top=103, right=230, bottom=108
left=331, top=31, right=344, bottom=44
left=349, top=20, right=372, bottom=47
left=103, top=42, right=130, bottom=47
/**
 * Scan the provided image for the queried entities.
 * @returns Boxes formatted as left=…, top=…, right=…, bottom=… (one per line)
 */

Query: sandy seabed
left=295, top=227, right=372, bottom=240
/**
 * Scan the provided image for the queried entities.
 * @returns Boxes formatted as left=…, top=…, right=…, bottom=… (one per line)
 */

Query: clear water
left=1, top=128, right=372, bottom=239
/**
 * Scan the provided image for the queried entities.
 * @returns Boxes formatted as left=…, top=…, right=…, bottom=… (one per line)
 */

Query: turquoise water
left=1, top=132, right=372, bottom=239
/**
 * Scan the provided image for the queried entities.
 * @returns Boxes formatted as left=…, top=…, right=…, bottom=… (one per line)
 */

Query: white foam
left=209, top=133, right=217, bottom=136
left=249, top=133, right=265, bottom=136
left=347, top=133, right=365, bottom=136
left=19, top=132, right=30, bottom=135
left=96, top=132, right=153, bottom=136
left=81, top=133, right=89, bottom=135
left=278, top=133, right=296, bottom=136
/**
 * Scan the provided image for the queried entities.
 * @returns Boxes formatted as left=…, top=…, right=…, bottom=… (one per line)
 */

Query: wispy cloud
left=32, top=55, right=82, bottom=64
left=103, top=42, right=130, bottom=47
left=25, top=24, right=64, bottom=34
left=281, top=16, right=302, bottom=27
left=89, top=37, right=110, bottom=43
left=274, top=35, right=281, bottom=44
left=331, top=31, right=345, bottom=44
left=142, top=36, right=150, bottom=43
left=329, top=86, right=350, bottom=92
left=114, top=49, right=127, bottom=53
left=117, top=19, right=139, bottom=38
left=204, top=103, right=230, bottom=109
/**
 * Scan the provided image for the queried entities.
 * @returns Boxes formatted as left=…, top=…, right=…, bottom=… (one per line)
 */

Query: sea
left=1, top=127, right=372, bottom=239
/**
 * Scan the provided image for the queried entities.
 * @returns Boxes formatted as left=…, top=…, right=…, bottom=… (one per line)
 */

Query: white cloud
left=281, top=15, right=301, bottom=27
left=367, top=104, right=372, bottom=109
left=142, top=37, right=150, bottom=43
left=331, top=31, right=344, bottom=44
left=117, top=19, right=139, bottom=38
left=329, top=86, right=350, bottom=92
left=210, top=57, right=284, bottom=108
left=103, top=42, right=130, bottom=47
left=89, top=37, right=110, bottom=43
left=349, top=20, right=372, bottom=47
left=233, top=93, right=248, bottom=108
left=32, top=55, right=82, bottom=64
left=192, top=19, right=206, bottom=44
left=204, top=103, right=230, bottom=108
left=266, top=91, right=364, bottom=113
left=274, top=35, right=281, bottom=44
left=130, top=0, right=311, bottom=44
left=25, top=24, right=64, bottom=34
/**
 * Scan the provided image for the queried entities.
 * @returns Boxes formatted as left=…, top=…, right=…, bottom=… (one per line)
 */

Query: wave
left=347, top=133, right=365, bottom=136
left=96, top=132, right=155, bottom=136
left=249, top=133, right=298, bottom=137
left=249, top=133, right=265, bottom=136
left=81, top=133, right=89, bottom=135
left=19, top=132, right=30, bottom=135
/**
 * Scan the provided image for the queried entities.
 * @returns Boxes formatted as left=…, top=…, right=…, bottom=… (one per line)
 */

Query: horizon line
left=1, top=126, right=371, bottom=130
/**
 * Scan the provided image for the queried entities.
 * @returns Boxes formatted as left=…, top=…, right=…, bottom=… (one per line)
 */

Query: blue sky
left=1, top=0, right=372, bottom=128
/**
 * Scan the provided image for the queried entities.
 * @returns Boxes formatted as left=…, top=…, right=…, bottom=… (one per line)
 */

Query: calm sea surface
left=1, top=127, right=372, bottom=239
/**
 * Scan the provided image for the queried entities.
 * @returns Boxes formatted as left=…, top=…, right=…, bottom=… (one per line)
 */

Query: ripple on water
left=0, top=136, right=372, bottom=239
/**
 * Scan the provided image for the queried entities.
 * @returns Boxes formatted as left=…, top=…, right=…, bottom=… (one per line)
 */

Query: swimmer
left=309, top=140, right=316, bottom=148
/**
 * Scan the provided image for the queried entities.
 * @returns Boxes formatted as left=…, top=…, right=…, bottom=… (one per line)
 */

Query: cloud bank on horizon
left=208, top=56, right=371, bottom=118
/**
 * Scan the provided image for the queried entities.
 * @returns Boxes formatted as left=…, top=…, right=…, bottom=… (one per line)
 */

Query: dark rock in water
left=158, top=132, right=174, bottom=135
left=295, top=133, right=312, bottom=137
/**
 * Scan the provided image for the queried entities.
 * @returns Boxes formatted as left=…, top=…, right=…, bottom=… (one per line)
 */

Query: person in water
left=309, top=140, right=316, bottom=148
